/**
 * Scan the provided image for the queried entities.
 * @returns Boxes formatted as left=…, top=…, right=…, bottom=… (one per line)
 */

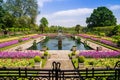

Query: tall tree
left=0, top=0, right=5, bottom=29
left=39, top=17, right=48, bottom=33
left=75, top=24, right=81, bottom=33
left=86, top=6, right=116, bottom=27
left=5, top=0, right=38, bottom=23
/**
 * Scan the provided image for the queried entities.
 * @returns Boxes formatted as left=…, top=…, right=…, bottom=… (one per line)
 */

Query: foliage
left=117, top=40, right=120, bottom=47
left=0, top=59, right=35, bottom=67
left=0, top=0, right=6, bottom=29
left=86, top=7, right=116, bottom=27
left=76, top=37, right=81, bottom=44
left=71, top=51, right=76, bottom=56
left=78, top=56, right=85, bottom=63
left=99, top=32, right=106, bottom=37
left=39, top=17, right=49, bottom=33
left=5, top=0, right=38, bottom=20
left=110, top=25, right=120, bottom=36
left=75, top=24, right=81, bottom=33
left=72, top=58, right=78, bottom=68
left=85, top=58, right=119, bottom=68
left=34, top=56, right=41, bottom=62
left=44, top=51, right=49, bottom=56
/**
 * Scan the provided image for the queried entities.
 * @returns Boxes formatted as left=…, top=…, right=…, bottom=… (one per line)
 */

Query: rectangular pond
left=29, top=37, right=92, bottom=50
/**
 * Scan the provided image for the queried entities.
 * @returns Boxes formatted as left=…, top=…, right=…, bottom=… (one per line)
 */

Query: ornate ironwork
left=0, top=61, right=120, bottom=80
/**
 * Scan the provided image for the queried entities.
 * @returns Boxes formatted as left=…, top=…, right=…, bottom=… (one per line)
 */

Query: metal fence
left=0, top=61, right=120, bottom=80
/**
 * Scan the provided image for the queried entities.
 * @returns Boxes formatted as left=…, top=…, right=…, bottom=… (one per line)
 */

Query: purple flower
left=79, top=50, right=120, bottom=58
left=0, top=50, right=41, bottom=58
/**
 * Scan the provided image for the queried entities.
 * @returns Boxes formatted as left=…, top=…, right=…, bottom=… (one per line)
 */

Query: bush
left=99, top=32, right=106, bottom=37
left=34, top=56, right=41, bottom=62
left=44, top=51, right=49, bottom=56
left=29, top=59, right=35, bottom=66
left=117, top=40, right=120, bottom=47
left=76, top=37, right=81, bottom=44
left=78, top=56, right=85, bottom=63
left=88, top=61, right=94, bottom=65
left=71, top=51, right=76, bottom=56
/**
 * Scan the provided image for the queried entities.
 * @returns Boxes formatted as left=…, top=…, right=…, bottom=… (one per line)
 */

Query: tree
left=75, top=24, right=81, bottom=33
left=86, top=7, right=116, bottom=27
left=0, top=0, right=5, bottom=29
left=5, top=0, right=38, bottom=23
left=39, top=17, right=48, bottom=33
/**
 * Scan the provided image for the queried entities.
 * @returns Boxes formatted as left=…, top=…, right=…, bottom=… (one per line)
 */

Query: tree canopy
left=0, top=0, right=6, bottom=29
left=86, top=6, right=116, bottom=28
left=39, top=17, right=49, bottom=33
left=75, top=24, right=81, bottom=33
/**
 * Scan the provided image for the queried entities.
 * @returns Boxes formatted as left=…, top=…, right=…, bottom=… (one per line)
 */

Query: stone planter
left=71, top=55, right=76, bottom=59
left=72, top=46, right=77, bottom=51
left=34, top=61, right=42, bottom=69
left=79, top=63, right=84, bottom=68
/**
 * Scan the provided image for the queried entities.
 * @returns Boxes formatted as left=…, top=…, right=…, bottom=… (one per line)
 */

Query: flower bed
left=0, top=50, right=41, bottom=58
left=0, top=34, right=43, bottom=48
left=0, top=59, right=34, bottom=67
left=79, top=50, right=120, bottom=58
left=78, top=34, right=118, bottom=48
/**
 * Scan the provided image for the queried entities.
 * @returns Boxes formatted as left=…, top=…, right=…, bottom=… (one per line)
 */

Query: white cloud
left=37, top=0, right=53, bottom=7
left=53, top=8, right=93, bottom=17
left=37, top=0, right=65, bottom=8
left=110, top=5, right=120, bottom=10
left=36, top=8, right=93, bottom=27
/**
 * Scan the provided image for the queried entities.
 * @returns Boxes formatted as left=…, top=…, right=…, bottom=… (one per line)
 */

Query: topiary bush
left=78, top=56, right=85, bottom=63
left=29, top=59, right=35, bottom=66
left=88, top=61, right=94, bottom=65
left=34, top=56, right=41, bottom=62
left=44, top=51, right=49, bottom=56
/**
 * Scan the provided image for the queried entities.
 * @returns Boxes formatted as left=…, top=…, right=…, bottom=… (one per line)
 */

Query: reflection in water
left=35, top=37, right=92, bottom=50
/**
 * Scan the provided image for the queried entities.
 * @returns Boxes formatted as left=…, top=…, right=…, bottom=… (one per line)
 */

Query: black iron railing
left=0, top=61, right=120, bottom=80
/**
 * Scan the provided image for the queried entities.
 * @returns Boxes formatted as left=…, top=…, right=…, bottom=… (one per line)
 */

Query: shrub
left=76, top=37, right=81, bottom=44
left=117, top=40, right=120, bottom=47
left=34, top=56, right=41, bottom=62
left=44, top=51, right=49, bottom=56
left=71, top=51, right=76, bottom=56
left=88, top=61, right=94, bottom=65
left=29, top=59, right=35, bottom=66
left=99, top=32, right=106, bottom=37
left=78, top=56, right=85, bottom=63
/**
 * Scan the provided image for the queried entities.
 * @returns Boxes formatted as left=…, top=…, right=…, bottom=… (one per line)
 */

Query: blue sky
left=37, top=0, right=120, bottom=27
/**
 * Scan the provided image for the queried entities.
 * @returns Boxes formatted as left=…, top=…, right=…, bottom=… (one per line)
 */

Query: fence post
left=52, top=61, right=61, bottom=80
left=86, top=68, right=88, bottom=78
left=19, top=68, right=21, bottom=77
left=25, top=68, right=27, bottom=77
left=92, top=68, right=94, bottom=77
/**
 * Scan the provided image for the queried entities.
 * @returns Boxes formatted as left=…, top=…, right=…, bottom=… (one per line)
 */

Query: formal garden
left=0, top=0, right=120, bottom=79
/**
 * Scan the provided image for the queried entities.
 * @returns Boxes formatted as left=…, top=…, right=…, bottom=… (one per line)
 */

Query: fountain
left=57, top=30, right=64, bottom=50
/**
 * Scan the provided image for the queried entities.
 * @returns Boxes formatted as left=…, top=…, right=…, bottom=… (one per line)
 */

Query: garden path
left=43, top=50, right=75, bottom=70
